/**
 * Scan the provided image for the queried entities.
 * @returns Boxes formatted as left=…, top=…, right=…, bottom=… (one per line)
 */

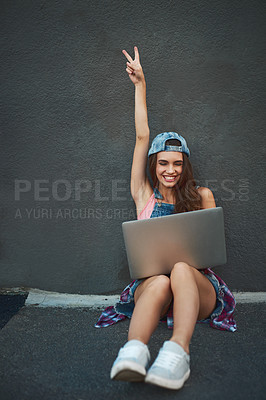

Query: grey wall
left=1, top=0, right=265, bottom=294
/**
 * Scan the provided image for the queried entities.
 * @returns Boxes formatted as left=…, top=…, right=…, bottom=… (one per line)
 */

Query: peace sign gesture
left=122, top=46, right=145, bottom=85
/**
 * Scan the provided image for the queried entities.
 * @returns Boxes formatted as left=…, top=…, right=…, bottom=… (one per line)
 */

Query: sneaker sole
left=110, top=361, right=146, bottom=382
left=145, top=369, right=190, bottom=390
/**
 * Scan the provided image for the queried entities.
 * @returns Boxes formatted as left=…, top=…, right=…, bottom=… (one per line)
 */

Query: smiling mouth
left=163, top=176, right=177, bottom=182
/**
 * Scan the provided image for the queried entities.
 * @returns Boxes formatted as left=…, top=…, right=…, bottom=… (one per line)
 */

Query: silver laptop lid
left=122, top=207, right=227, bottom=279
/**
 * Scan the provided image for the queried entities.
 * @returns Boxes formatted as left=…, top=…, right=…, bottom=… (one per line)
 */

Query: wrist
left=135, top=78, right=146, bottom=87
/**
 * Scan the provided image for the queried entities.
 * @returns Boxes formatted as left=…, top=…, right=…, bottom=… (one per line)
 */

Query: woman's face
left=156, top=151, right=183, bottom=188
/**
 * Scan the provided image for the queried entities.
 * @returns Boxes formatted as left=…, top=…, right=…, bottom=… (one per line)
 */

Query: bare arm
left=122, top=47, right=152, bottom=202
left=134, top=80, right=149, bottom=140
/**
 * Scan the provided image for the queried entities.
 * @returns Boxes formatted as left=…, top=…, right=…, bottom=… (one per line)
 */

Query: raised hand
left=122, top=46, right=145, bottom=85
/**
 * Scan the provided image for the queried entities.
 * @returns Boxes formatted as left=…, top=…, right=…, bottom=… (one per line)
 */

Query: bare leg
left=169, top=262, right=217, bottom=354
left=128, top=275, right=173, bottom=344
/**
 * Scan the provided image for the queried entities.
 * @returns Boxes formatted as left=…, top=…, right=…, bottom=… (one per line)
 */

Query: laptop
left=122, top=207, right=227, bottom=279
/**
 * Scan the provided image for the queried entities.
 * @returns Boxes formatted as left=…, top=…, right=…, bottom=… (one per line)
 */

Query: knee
left=146, top=275, right=171, bottom=300
left=170, top=262, right=194, bottom=281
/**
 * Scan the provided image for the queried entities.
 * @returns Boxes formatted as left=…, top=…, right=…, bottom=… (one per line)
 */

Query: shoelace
left=153, top=350, right=183, bottom=372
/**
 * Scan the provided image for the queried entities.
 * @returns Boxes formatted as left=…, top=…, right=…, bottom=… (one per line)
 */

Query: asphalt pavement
left=0, top=298, right=265, bottom=400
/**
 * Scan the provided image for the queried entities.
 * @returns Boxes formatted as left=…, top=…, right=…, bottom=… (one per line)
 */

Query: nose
left=166, top=164, right=175, bottom=174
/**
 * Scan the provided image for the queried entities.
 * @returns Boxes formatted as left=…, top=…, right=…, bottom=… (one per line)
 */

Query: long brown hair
left=148, top=139, right=202, bottom=213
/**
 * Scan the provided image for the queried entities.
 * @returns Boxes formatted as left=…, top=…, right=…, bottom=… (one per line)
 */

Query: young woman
left=95, top=46, right=236, bottom=390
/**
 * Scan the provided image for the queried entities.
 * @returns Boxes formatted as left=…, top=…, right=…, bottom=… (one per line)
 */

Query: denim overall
left=150, top=187, right=175, bottom=218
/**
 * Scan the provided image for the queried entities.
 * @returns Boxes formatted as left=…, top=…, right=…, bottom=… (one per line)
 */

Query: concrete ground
left=0, top=300, right=265, bottom=400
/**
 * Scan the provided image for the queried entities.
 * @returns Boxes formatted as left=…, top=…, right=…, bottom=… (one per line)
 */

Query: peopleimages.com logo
left=14, top=178, right=250, bottom=202
left=13, top=178, right=249, bottom=220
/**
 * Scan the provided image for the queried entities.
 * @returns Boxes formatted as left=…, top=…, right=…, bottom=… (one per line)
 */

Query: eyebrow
left=158, top=159, right=183, bottom=162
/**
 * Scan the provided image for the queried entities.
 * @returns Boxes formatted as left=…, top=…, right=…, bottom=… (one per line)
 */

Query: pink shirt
left=137, top=193, right=156, bottom=220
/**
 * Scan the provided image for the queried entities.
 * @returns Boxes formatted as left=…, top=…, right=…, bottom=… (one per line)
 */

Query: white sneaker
left=145, top=341, right=190, bottom=390
left=110, top=340, right=151, bottom=382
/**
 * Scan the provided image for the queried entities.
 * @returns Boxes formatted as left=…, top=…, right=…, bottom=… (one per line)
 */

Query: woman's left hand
left=122, top=46, right=145, bottom=86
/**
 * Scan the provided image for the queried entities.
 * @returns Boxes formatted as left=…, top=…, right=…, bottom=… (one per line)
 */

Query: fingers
left=126, top=62, right=134, bottom=71
left=122, top=46, right=140, bottom=62
left=134, top=46, right=140, bottom=62
left=126, top=63, right=134, bottom=74
left=122, top=49, right=133, bottom=63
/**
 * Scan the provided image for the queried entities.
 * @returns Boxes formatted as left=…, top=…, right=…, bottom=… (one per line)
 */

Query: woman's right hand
left=122, top=46, right=145, bottom=85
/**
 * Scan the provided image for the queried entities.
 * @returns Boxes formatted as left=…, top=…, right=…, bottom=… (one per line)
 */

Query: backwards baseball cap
left=148, top=132, right=190, bottom=158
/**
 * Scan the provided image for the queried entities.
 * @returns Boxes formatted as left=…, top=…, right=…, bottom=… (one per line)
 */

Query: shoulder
left=197, top=186, right=216, bottom=209
left=197, top=186, right=213, bottom=197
